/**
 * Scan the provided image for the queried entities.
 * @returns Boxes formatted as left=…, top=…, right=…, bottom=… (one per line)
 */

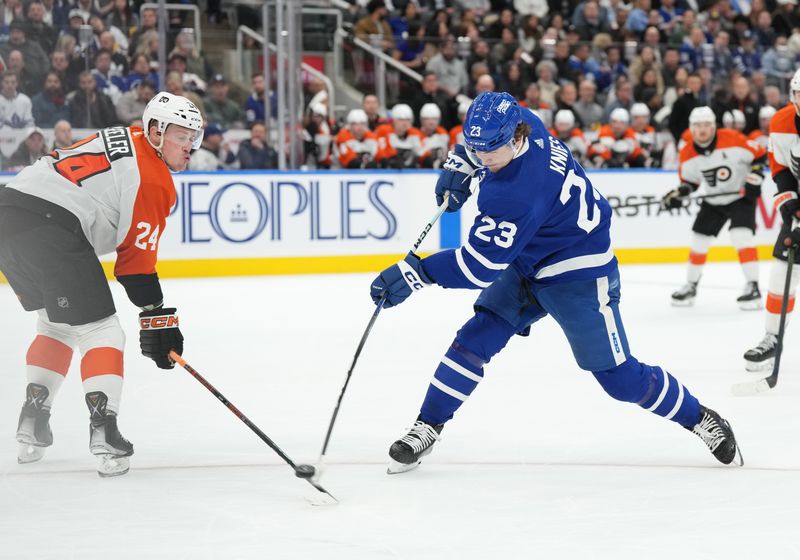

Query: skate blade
left=387, top=459, right=421, bottom=475
left=744, top=358, right=774, bottom=373
left=737, top=300, right=763, bottom=311
left=96, top=454, right=130, bottom=477
left=17, top=443, right=46, bottom=464
left=670, top=299, right=695, bottom=307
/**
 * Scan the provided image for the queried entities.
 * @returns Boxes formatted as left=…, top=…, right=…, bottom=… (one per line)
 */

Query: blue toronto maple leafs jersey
left=422, top=110, right=616, bottom=288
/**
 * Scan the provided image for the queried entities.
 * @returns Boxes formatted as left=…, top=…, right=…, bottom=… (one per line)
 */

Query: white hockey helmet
left=731, top=108, right=746, bottom=128
left=791, top=68, right=800, bottom=93
left=391, top=103, right=414, bottom=121
left=630, top=102, right=650, bottom=118
left=689, top=106, right=715, bottom=125
left=420, top=103, right=442, bottom=120
left=554, top=109, right=575, bottom=127
left=609, top=107, right=630, bottom=124
left=759, top=105, right=776, bottom=121
left=142, top=92, right=204, bottom=151
left=458, top=101, right=471, bottom=117
left=310, top=102, right=328, bottom=117
left=721, top=110, right=734, bottom=128
left=346, top=108, right=368, bottom=125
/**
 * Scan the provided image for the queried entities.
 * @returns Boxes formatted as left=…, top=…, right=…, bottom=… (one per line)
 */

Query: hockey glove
left=436, top=144, right=481, bottom=212
left=370, top=252, right=434, bottom=308
left=660, top=183, right=693, bottom=210
left=139, top=308, right=184, bottom=370
left=775, top=192, right=800, bottom=225
left=784, top=225, right=800, bottom=248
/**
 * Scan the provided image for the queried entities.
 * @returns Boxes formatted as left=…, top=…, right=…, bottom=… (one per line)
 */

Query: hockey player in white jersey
left=661, top=106, right=767, bottom=309
left=0, top=92, right=203, bottom=476
left=744, top=69, right=800, bottom=371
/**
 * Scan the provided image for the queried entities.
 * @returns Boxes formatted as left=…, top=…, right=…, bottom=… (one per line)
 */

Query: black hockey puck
left=295, top=464, right=315, bottom=479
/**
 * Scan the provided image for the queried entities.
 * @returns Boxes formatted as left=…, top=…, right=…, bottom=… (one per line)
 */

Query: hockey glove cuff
left=139, top=307, right=184, bottom=370
left=370, top=252, right=434, bottom=308
left=436, top=145, right=481, bottom=212
left=775, top=191, right=800, bottom=224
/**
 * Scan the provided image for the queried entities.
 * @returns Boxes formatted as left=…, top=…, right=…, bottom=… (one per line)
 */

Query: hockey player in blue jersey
left=370, top=92, right=742, bottom=473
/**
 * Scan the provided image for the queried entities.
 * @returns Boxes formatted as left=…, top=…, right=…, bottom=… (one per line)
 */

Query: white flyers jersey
left=679, top=128, right=766, bottom=206
left=767, top=104, right=800, bottom=181
left=421, top=126, right=449, bottom=157
left=5, top=127, right=174, bottom=278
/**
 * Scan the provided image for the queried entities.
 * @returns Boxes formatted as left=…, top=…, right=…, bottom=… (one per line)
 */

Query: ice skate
left=387, top=418, right=443, bottom=474
left=16, top=383, right=53, bottom=464
left=86, top=392, right=133, bottom=477
left=671, top=282, right=697, bottom=307
left=743, top=332, right=777, bottom=372
left=688, top=406, right=743, bottom=466
left=736, top=282, right=763, bottom=311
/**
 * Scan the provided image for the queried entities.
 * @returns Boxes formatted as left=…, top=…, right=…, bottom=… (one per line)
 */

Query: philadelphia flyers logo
left=701, top=165, right=732, bottom=186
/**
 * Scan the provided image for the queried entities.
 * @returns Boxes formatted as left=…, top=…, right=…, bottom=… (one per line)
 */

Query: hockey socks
left=419, top=311, right=516, bottom=425
left=593, top=358, right=701, bottom=428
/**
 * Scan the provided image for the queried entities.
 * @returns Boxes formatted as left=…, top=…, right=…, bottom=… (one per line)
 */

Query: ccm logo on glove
left=140, top=315, right=179, bottom=329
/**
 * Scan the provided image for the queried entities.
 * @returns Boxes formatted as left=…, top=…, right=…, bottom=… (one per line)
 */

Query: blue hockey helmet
left=462, top=92, right=522, bottom=153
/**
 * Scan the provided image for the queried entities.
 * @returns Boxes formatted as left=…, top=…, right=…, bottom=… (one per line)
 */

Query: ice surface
left=1, top=263, right=799, bottom=559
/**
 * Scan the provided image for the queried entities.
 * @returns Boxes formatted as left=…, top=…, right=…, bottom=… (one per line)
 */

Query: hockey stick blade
left=731, top=376, right=775, bottom=396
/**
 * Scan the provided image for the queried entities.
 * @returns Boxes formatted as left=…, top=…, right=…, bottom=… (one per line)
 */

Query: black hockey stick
left=169, top=351, right=337, bottom=503
left=314, top=193, right=452, bottom=479
left=612, top=191, right=739, bottom=210
left=731, top=244, right=796, bottom=396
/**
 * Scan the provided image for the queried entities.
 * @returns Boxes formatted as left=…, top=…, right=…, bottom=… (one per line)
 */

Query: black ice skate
left=743, top=332, right=778, bottom=372
left=86, top=391, right=133, bottom=477
left=688, top=406, right=743, bottom=466
left=671, top=282, right=698, bottom=307
left=737, top=282, right=763, bottom=311
left=387, top=418, right=443, bottom=474
left=16, top=383, right=53, bottom=464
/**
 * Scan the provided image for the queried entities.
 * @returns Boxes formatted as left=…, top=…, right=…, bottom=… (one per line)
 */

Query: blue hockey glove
left=370, top=252, right=434, bottom=308
left=435, top=144, right=481, bottom=212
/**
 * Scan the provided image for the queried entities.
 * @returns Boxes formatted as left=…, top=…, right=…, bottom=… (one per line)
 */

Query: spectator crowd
left=306, top=0, right=798, bottom=170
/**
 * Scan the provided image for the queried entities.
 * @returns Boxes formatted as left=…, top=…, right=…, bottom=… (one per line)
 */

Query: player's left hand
left=784, top=226, right=800, bottom=248
left=370, top=252, right=433, bottom=308
left=139, top=307, right=184, bottom=369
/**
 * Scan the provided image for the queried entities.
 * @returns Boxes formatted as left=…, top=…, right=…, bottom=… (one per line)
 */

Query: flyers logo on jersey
left=140, top=315, right=179, bottom=330
left=101, top=127, right=132, bottom=162
left=701, top=165, right=732, bottom=186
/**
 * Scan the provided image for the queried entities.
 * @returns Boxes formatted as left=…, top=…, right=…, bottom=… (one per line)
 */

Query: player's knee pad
left=592, top=358, right=656, bottom=404
left=729, top=227, right=755, bottom=249
left=454, top=309, right=517, bottom=363
left=35, top=309, right=77, bottom=346
left=74, top=314, right=125, bottom=353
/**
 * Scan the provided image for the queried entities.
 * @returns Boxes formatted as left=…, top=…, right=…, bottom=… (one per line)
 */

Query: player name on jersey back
left=101, top=127, right=133, bottom=162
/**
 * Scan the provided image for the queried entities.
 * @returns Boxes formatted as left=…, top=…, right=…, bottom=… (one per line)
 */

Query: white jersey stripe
left=645, top=368, right=670, bottom=412
left=665, top=381, right=685, bottom=420
left=441, top=356, right=483, bottom=383
left=596, top=276, right=626, bottom=366
left=535, top=245, right=615, bottom=280
left=464, top=242, right=509, bottom=271
left=430, top=377, right=468, bottom=401
left=455, top=249, right=492, bottom=288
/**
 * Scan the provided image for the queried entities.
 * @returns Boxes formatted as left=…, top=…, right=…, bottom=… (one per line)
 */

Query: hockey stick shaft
left=170, top=351, right=335, bottom=498
left=732, top=244, right=795, bottom=396
left=316, top=195, right=451, bottom=464
left=612, top=191, right=739, bottom=210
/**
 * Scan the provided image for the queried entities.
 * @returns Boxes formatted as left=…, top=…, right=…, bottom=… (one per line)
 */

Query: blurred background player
left=370, top=92, right=741, bottom=474
left=303, top=102, right=333, bottom=169
left=448, top=101, right=470, bottom=151
left=549, top=109, right=590, bottom=166
left=334, top=108, right=379, bottom=169
left=748, top=105, right=776, bottom=149
left=418, top=102, right=449, bottom=168
left=376, top=103, right=423, bottom=169
left=743, top=69, right=800, bottom=372
left=662, top=106, right=766, bottom=309
left=594, top=108, right=646, bottom=168
left=722, top=109, right=747, bottom=133
left=0, top=92, right=200, bottom=476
